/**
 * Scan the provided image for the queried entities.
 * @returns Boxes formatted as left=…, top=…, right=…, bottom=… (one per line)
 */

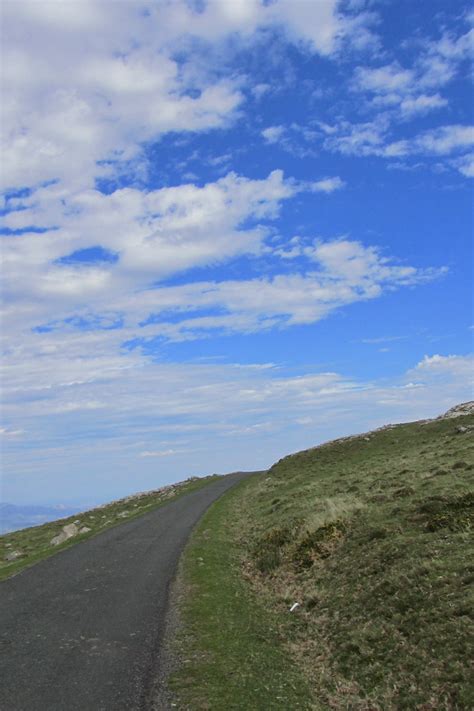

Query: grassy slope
left=170, top=475, right=313, bottom=710
left=174, top=414, right=474, bottom=710
left=0, top=475, right=219, bottom=581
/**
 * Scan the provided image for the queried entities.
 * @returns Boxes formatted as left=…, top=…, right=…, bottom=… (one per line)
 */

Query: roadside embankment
left=171, top=407, right=474, bottom=709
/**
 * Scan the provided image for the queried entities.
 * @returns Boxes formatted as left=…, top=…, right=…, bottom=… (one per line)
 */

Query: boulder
left=79, top=526, right=92, bottom=534
left=5, top=550, right=21, bottom=562
left=456, top=425, right=473, bottom=434
left=50, top=522, right=79, bottom=546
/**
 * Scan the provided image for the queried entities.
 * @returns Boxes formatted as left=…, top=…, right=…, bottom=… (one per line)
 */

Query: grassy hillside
left=173, top=410, right=474, bottom=709
left=0, top=475, right=219, bottom=581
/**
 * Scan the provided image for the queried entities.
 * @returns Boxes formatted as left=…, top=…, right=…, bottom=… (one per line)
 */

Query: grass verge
left=0, top=475, right=220, bottom=581
left=170, top=474, right=314, bottom=710
left=173, top=413, right=474, bottom=710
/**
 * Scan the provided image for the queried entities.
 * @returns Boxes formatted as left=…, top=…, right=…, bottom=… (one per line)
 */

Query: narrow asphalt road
left=0, top=472, right=253, bottom=711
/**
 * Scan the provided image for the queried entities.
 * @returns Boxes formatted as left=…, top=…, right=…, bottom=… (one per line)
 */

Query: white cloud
left=1, top=1, right=246, bottom=192
left=2, top=348, right=472, bottom=502
left=271, top=0, right=342, bottom=55
left=1, top=0, right=370, bottom=194
left=431, top=27, right=474, bottom=62
left=399, top=93, right=448, bottom=117
left=262, top=125, right=286, bottom=144
left=48, top=400, right=105, bottom=414
left=361, top=336, right=406, bottom=344
left=1, top=228, right=446, bottom=355
left=332, top=20, right=474, bottom=173
left=353, top=63, right=414, bottom=94
left=0, top=428, right=24, bottom=438
left=1, top=170, right=295, bottom=315
left=353, top=22, right=473, bottom=104
left=352, top=62, right=449, bottom=122
left=418, top=28, right=474, bottom=89
left=323, top=117, right=389, bottom=157
left=415, top=125, right=474, bottom=155
left=7, top=174, right=417, bottom=348
left=412, top=354, right=474, bottom=379
left=456, top=153, right=474, bottom=178
left=337, top=21, right=472, bottom=175
left=260, top=123, right=320, bottom=159
left=311, top=176, right=345, bottom=193
left=252, top=83, right=271, bottom=99
left=324, top=120, right=474, bottom=175
left=139, top=450, right=181, bottom=458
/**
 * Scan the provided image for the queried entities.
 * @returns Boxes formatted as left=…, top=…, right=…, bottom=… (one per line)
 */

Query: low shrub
left=291, top=520, right=346, bottom=569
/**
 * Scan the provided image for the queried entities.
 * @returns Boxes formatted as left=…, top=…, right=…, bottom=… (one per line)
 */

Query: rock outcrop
left=439, top=401, right=474, bottom=419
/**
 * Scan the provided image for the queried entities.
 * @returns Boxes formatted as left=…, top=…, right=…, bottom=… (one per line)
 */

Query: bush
left=292, top=520, right=346, bottom=569
left=253, top=526, right=293, bottom=574
left=419, top=492, right=474, bottom=532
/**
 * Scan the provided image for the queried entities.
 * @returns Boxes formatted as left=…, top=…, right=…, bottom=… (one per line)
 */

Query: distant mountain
left=0, top=503, right=83, bottom=534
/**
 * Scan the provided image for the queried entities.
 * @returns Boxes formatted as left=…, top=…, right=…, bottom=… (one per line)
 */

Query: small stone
left=5, top=550, right=21, bottom=562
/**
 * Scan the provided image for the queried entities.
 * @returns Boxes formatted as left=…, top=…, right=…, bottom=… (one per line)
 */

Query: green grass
left=0, top=475, right=220, bottom=581
left=170, top=475, right=314, bottom=710
left=174, top=414, right=474, bottom=710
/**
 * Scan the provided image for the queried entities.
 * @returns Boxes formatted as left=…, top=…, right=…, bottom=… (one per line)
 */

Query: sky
left=1, top=0, right=473, bottom=507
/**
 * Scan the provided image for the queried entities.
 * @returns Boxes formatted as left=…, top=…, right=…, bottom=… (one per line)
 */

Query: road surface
left=0, top=472, right=252, bottom=711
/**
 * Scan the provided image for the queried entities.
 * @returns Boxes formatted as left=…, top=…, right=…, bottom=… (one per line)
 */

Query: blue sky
left=1, top=0, right=473, bottom=506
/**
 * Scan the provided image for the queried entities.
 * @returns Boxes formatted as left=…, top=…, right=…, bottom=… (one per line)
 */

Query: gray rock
left=5, top=550, right=21, bottom=562
left=441, top=401, right=474, bottom=419
left=79, top=526, right=92, bottom=534
left=50, top=522, right=79, bottom=546
left=455, top=425, right=473, bottom=434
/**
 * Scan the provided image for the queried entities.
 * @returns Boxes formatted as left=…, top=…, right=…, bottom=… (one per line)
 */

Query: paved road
left=0, top=472, right=253, bottom=711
